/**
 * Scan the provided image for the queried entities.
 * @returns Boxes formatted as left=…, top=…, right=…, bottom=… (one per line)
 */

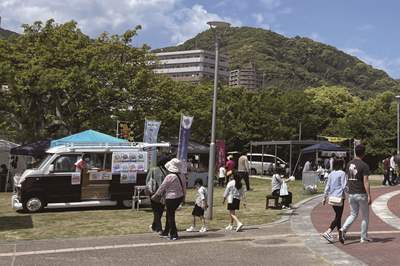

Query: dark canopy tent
left=10, top=139, right=51, bottom=158
left=293, top=142, right=349, bottom=176
left=302, top=142, right=348, bottom=154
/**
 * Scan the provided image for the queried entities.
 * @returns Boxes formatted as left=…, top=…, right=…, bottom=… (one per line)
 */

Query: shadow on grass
left=0, top=216, right=33, bottom=231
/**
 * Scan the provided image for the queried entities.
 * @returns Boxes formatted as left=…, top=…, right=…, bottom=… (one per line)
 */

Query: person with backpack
left=145, top=156, right=170, bottom=233
left=321, top=158, right=347, bottom=243
left=152, top=158, right=186, bottom=241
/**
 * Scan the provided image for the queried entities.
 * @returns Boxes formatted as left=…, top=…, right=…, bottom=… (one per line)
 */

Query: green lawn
left=0, top=177, right=374, bottom=241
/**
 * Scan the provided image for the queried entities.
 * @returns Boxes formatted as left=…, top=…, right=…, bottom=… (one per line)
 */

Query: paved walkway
left=308, top=186, right=400, bottom=266
left=1, top=185, right=398, bottom=266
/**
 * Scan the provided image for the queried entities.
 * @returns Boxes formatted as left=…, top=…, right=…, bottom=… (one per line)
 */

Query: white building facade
left=152, top=50, right=229, bottom=83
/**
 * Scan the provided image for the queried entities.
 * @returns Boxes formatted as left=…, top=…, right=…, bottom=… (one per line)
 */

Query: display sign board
left=112, top=151, right=148, bottom=174
left=89, top=172, right=113, bottom=181
left=71, top=172, right=81, bottom=185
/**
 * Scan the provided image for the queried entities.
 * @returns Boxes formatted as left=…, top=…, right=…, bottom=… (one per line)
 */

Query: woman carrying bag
left=322, top=158, right=347, bottom=243
left=152, top=158, right=186, bottom=241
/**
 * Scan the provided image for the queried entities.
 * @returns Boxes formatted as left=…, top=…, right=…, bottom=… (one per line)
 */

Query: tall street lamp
left=206, top=21, right=230, bottom=220
left=396, top=95, right=400, bottom=154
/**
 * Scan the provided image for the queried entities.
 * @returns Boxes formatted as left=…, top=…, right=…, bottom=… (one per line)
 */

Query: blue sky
left=1, top=0, right=400, bottom=78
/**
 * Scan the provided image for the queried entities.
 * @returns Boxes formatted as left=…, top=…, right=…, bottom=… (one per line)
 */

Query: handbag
left=328, top=196, right=343, bottom=206
left=279, top=182, right=289, bottom=196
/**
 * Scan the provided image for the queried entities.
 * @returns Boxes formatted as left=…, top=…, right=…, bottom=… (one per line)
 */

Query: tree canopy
left=1, top=20, right=399, bottom=169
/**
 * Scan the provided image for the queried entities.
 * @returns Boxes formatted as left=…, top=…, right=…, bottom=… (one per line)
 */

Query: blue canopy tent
left=50, top=130, right=128, bottom=147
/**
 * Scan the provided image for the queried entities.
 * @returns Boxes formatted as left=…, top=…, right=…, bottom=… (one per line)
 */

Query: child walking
left=223, top=173, right=246, bottom=232
left=186, top=179, right=208, bottom=232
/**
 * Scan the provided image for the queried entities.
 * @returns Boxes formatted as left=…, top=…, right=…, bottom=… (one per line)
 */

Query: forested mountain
left=0, top=28, right=18, bottom=39
left=156, top=27, right=399, bottom=96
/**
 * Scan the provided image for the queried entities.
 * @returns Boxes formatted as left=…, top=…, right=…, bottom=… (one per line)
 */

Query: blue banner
left=177, top=115, right=193, bottom=162
left=143, top=120, right=161, bottom=167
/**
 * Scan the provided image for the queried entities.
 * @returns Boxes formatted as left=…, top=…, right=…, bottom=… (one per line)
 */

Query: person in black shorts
left=223, top=173, right=246, bottom=232
left=186, top=179, right=208, bottom=232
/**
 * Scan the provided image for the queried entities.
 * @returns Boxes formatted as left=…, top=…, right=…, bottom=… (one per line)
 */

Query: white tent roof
left=0, top=139, right=19, bottom=152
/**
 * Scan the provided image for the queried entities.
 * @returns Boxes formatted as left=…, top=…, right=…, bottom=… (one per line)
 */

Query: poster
left=71, top=172, right=81, bottom=185
left=216, top=139, right=226, bottom=170
left=117, top=121, right=134, bottom=142
left=120, top=172, right=137, bottom=184
left=112, top=151, right=148, bottom=174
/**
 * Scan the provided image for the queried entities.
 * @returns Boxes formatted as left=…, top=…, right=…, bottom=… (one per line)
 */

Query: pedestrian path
left=303, top=186, right=400, bottom=266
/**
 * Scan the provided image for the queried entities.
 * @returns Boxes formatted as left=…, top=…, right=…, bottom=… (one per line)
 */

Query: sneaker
left=236, top=223, right=244, bottom=232
left=225, top=224, right=233, bottom=231
left=360, top=237, right=373, bottom=243
left=186, top=226, right=196, bottom=232
left=338, top=229, right=345, bottom=244
left=322, top=232, right=334, bottom=243
left=149, top=225, right=154, bottom=232
left=170, top=236, right=178, bottom=241
left=199, top=226, right=207, bottom=233
left=159, top=232, right=169, bottom=238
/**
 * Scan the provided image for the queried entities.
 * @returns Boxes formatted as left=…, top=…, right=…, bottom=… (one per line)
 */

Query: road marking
left=372, top=190, right=400, bottom=230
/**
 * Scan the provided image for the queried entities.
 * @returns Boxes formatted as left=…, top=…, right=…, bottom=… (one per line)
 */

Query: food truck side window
left=54, top=155, right=79, bottom=173
left=86, top=153, right=106, bottom=170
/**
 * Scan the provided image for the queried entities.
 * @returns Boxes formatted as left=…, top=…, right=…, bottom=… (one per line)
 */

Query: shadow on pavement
left=0, top=215, right=33, bottom=231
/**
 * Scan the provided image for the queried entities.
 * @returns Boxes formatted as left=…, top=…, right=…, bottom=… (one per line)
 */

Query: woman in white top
left=223, top=173, right=246, bottom=232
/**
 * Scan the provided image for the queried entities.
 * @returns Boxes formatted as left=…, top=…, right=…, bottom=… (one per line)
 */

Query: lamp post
left=396, top=95, right=400, bottom=154
left=206, top=21, right=230, bottom=220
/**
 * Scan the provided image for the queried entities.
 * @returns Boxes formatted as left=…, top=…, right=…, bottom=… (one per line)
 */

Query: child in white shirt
left=186, top=179, right=208, bottom=232
left=218, top=166, right=226, bottom=187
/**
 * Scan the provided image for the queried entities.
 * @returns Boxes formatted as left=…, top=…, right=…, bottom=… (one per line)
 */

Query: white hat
left=165, top=158, right=183, bottom=173
left=227, top=155, right=233, bottom=160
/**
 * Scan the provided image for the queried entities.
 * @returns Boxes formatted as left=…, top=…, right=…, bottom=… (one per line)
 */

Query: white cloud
left=167, top=4, right=241, bottom=44
left=259, top=0, right=281, bottom=10
left=356, top=24, right=375, bottom=31
left=251, top=13, right=271, bottom=30
left=342, top=47, right=400, bottom=78
left=308, top=32, right=324, bottom=42
left=0, top=0, right=240, bottom=46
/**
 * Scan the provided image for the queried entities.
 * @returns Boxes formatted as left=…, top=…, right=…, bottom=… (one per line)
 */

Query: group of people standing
left=145, top=153, right=248, bottom=241
left=322, top=144, right=372, bottom=244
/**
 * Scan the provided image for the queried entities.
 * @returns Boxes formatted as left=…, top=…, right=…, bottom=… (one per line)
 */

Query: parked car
left=247, top=153, right=288, bottom=175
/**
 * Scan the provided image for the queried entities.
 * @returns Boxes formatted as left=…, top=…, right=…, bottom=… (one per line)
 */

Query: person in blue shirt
left=321, top=158, right=347, bottom=243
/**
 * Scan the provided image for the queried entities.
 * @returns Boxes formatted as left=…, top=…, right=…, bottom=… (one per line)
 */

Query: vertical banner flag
left=216, top=139, right=226, bottom=171
left=117, top=121, right=134, bottom=142
left=143, top=120, right=161, bottom=167
left=177, top=114, right=194, bottom=174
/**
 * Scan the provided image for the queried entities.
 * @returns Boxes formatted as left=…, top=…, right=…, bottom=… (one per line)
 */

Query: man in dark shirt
left=339, top=144, right=371, bottom=244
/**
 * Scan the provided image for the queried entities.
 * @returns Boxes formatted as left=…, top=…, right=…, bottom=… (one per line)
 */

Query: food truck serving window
left=54, top=155, right=79, bottom=173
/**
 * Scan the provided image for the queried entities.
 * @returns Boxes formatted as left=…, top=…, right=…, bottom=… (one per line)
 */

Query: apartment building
left=152, top=50, right=230, bottom=83
left=229, top=63, right=264, bottom=90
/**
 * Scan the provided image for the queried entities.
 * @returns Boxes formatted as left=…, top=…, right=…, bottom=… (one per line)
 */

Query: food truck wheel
left=23, top=196, right=44, bottom=213
left=121, top=199, right=133, bottom=208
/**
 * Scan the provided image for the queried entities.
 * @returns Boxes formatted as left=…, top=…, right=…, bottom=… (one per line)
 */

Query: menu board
left=112, top=151, right=148, bottom=174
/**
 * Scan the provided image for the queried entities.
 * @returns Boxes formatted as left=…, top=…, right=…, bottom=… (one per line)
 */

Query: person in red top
left=225, top=155, right=235, bottom=185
